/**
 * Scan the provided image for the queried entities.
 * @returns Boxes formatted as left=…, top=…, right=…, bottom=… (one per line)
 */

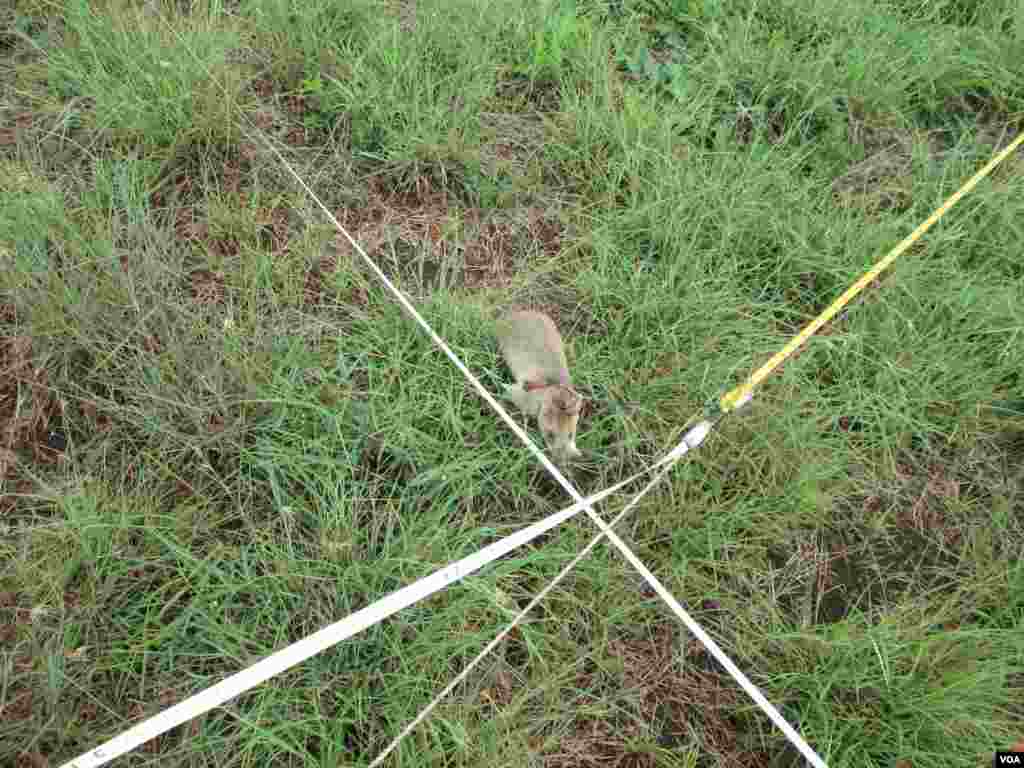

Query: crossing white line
left=59, top=458, right=665, bottom=768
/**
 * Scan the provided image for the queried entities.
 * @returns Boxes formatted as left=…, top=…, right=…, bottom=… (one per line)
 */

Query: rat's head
left=537, top=386, right=583, bottom=463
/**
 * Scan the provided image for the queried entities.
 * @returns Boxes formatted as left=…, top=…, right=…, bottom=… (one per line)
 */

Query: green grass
left=2, top=0, right=1023, bottom=765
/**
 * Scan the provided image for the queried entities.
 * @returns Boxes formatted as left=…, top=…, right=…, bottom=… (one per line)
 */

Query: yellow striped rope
left=719, top=131, right=1024, bottom=414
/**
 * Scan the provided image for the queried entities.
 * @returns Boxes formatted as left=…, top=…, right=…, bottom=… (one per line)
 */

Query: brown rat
left=496, top=310, right=583, bottom=463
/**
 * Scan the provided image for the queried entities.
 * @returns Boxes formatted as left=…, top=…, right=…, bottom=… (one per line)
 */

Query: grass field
left=2, top=0, right=1023, bottom=765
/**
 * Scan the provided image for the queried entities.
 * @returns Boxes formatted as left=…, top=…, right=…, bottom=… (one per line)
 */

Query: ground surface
left=2, top=0, right=1023, bottom=766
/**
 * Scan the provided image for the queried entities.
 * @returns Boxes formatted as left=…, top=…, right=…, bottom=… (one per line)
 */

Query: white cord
left=369, top=424, right=704, bottom=766
left=58, top=462, right=660, bottom=768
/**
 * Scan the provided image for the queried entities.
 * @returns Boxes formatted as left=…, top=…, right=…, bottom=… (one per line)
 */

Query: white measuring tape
left=59, top=446, right=685, bottom=768
left=368, top=427, right=703, bottom=765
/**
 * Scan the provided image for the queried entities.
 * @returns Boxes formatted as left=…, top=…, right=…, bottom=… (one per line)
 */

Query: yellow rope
left=719, top=131, right=1024, bottom=414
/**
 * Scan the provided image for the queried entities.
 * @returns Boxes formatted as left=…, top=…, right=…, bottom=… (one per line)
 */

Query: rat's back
left=497, top=310, right=570, bottom=385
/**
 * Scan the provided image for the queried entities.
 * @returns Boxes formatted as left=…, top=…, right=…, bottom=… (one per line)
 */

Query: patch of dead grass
left=496, top=72, right=563, bottom=113
left=330, top=176, right=565, bottom=294
left=0, top=335, right=62, bottom=480
left=544, top=624, right=770, bottom=767
left=831, top=108, right=919, bottom=214
left=479, top=111, right=547, bottom=178
left=833, top=94, right=1022, bottom=213
left=187, top=268, right=226, bottom=305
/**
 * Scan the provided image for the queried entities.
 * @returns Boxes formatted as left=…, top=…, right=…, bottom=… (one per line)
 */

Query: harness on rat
left=523, top=371, right=572, bottom=392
